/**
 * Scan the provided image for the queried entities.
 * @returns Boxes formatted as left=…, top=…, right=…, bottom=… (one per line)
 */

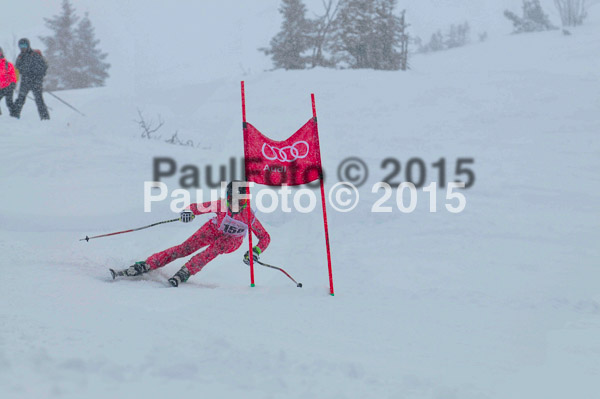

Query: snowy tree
left=373, top=1, right=409, bottom=70
left=72, top=13, right=110, bottom=89
left=39, top=0, right=79, bottom=90
left=331, top=0, right=409, bottom=70
left=396, top=9, right=409, bottom=71
left=262, top=0, right=409, bottom=70
left=504, top=0, right=557, bottom=33
left=309, top=0, right=341, bottom=68
left=425, top=31, right=445, bottom=52
left=331, top=0, right=377, bottom=68
left=261, top=0, right=313, bottom=70
left=39, top=0, right=109, bottom=90
left=445, top=22, right=470, bottom=49
left=554, top=0, right=588, bottom=26
left=416, top=22, right=470, bottom=54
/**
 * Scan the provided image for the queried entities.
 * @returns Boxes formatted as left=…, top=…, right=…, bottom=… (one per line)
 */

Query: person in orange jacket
left=0, top=47, right=18, bottom=117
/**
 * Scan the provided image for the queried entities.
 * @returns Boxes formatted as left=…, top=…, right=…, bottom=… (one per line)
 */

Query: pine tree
left=309, top=0, right=340, bottom=68
left=72, top=13, right=110, bottom=88
left=428, top=31, right=445, bottom=52
left=332, top=0, right=408, bottom=70
left=397, top=9, right=409, bottom=71
left=504, top=0, right=557, bottom=33
left=445, top=22, right=470, bottom=49
left=332, top=0, right=377, bottom=69
left=262, top=0, right=409, bottom=71
left=458, top=22, right=470, bottom=46
left=523, top=0, right=556, bottom=30
left=554, top=0, right=587, bottom=27
left=372, top=0, right=404, bottom=70
left=39, top=0, right=109, bottom=90
left=261, top=0, right=312, bottom=70
left=39, top=0, right=79, bottom=90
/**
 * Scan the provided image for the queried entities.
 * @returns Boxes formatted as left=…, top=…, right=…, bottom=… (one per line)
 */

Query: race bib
left=217, top=215, right=248, bottom=237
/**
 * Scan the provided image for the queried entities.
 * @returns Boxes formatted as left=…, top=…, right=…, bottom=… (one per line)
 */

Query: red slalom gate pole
left=241, top=81, right=256, bottom=287
left=241, top=81, right=247, bottom=124
left=312, top=93, right=335, bottom=296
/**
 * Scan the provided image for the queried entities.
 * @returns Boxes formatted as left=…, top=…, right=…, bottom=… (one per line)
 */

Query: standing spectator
left=13, top=38, right=50, bottom=120
left=0, top=47, right=17, bottom=117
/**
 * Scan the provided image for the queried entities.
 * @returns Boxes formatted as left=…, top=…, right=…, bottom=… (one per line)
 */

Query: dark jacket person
left=13, top=38, right=50, bottom=120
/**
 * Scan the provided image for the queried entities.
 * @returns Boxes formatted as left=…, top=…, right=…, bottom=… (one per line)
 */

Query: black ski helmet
left=18, top=38, right=30, bottom=49
left=226, top=181, right=249, bottom=212
left=226, top=181, right=248, bottom=200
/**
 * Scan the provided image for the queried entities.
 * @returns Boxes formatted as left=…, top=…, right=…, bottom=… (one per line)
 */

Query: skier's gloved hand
left=180, top=209, right=195, bottom=223
left=243, top=246, right=261, bottom=265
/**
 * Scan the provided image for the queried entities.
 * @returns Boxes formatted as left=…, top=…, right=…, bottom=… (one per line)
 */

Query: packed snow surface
left=1, top=6, right=599, bottom=399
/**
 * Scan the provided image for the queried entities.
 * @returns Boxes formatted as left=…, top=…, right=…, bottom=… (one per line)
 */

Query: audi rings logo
left=262, top=141, right=310, bottom=162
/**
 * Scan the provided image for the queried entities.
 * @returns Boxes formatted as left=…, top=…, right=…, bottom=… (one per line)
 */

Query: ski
left=110, top=262, right=150, bottom=280
left=109, top=268, right=127, bottom=279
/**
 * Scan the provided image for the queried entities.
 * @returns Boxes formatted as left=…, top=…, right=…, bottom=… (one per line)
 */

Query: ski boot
left=110, top=261, right=150, bottom=279
left=168, top=266, right=191, bottom=287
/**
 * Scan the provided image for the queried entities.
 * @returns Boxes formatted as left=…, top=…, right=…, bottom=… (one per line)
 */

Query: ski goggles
left=19, top=43, right=28, bottom=49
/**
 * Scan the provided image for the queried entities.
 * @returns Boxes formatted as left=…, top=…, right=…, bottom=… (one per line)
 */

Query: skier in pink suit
left=111, top=182, right=270, bottom=287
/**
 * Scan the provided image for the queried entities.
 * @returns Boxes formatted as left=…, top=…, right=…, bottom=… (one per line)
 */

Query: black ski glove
left=180, top=209, right=195, bottom=223
left=243, top=247, right=261, bottom=265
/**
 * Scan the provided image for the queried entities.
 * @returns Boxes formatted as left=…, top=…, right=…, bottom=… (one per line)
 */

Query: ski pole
left=27, top=94, right=53, bottom=111
left=80, top=218, right=180, bottom=242
left=254, top=259, right=302, bottom=287
left=45, top=90, right=86, bottom=116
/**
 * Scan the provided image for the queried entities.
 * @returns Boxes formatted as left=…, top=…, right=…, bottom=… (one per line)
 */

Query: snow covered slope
left=1, top=10, right=600, bottom=399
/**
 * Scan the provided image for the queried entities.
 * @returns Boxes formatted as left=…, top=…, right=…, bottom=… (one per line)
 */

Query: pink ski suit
left=146, top=200, right=270, bottom=275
